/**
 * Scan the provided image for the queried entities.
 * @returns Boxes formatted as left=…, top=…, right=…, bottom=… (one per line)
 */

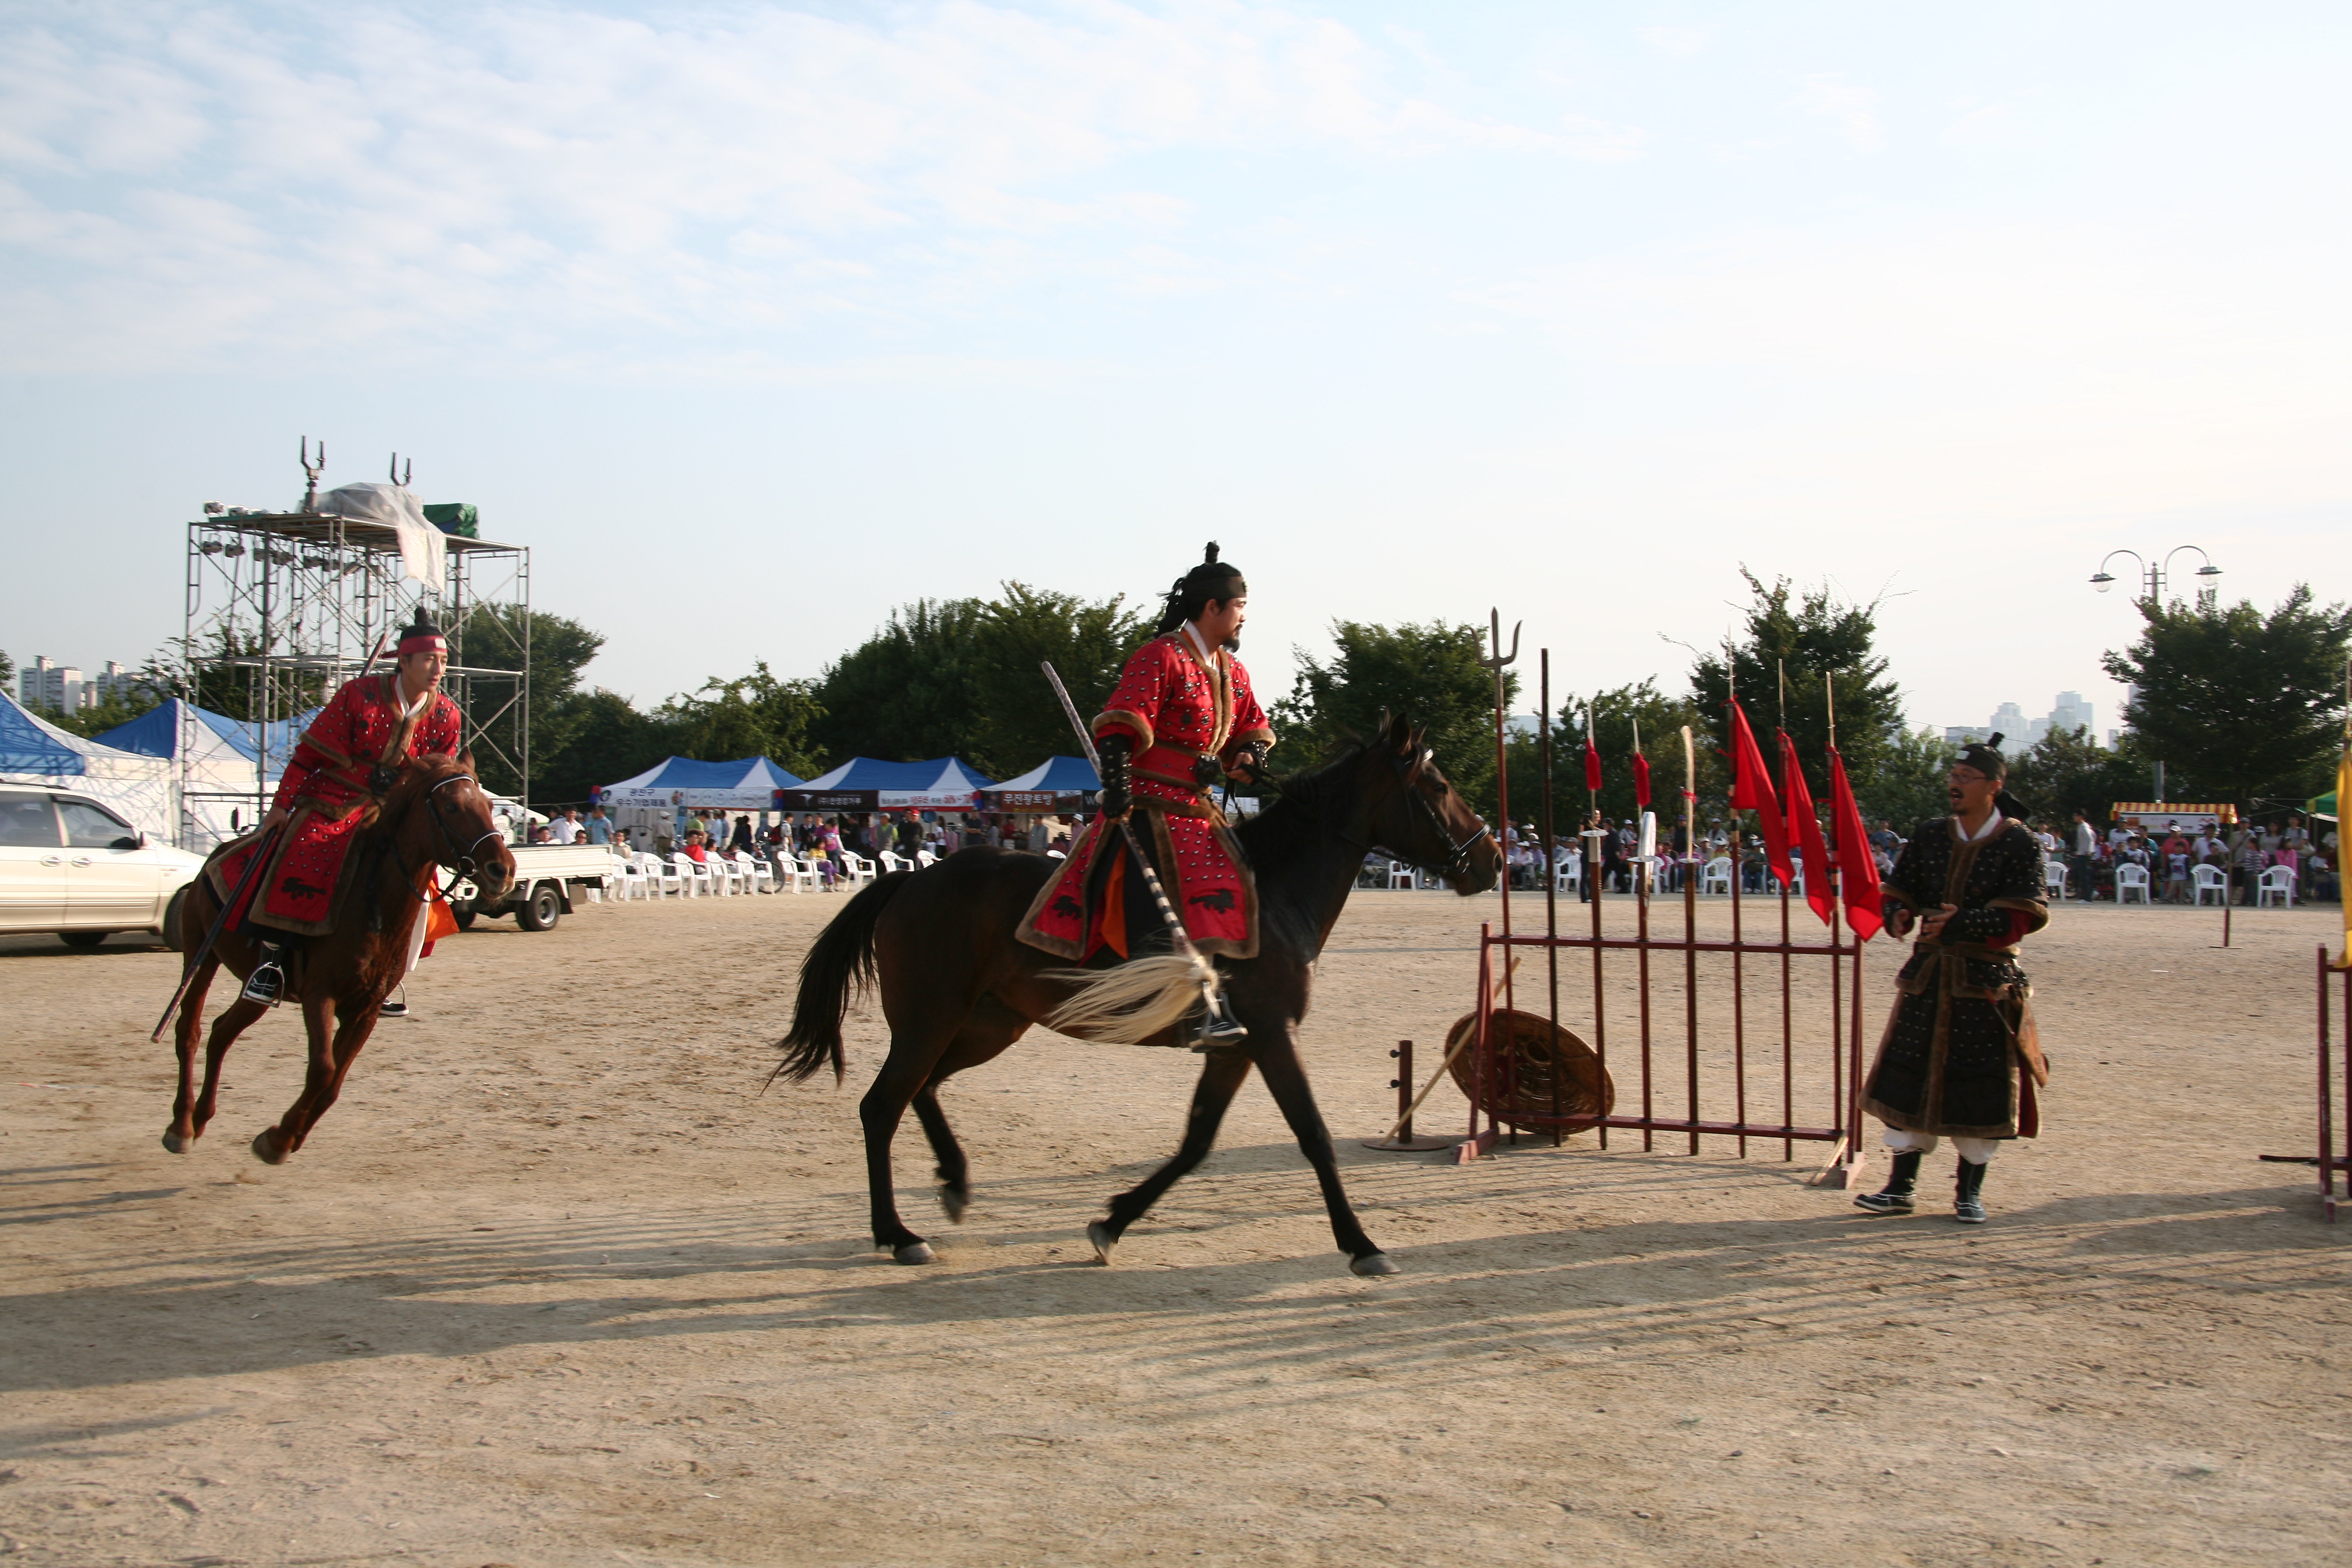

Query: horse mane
left=1231, top=737, right=1372, bottom=869
left=358, top=752, right=472, bottom=835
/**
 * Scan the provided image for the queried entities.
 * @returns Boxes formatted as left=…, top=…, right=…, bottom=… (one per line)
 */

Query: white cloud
left=1788, top=72, right=1877, bottom=147
left=0, top=0, right=1619, bottom=373
left=1638, top=24, right=1716, bottom=61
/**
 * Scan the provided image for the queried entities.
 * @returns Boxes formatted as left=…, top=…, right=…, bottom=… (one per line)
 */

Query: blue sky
left=3, top=1, right=2346, bottom=746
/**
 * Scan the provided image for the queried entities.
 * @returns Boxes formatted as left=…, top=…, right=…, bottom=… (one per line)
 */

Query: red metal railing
left=2318, top=947, right=2349, bottom=1222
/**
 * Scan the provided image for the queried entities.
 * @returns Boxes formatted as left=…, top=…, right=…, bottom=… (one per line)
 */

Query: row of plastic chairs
left=2047, top=859, right=2295, bottom=906
left=605, top=847, right=948, bottom=902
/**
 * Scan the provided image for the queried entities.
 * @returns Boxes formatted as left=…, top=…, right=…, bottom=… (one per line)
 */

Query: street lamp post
left=2088, top=545, right=2223, bottom=611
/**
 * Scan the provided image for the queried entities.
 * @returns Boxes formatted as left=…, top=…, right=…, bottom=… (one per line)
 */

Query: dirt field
left=3, top=877, right=2348, bottom=1566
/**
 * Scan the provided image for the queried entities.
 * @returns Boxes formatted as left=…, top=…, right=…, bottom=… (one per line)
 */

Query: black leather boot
left=241, top=942, right=288, bottom=1006
left=1954, top=1158, right=1989, bottom=1224
left=1854, top=1150, right=1923, bottom=1214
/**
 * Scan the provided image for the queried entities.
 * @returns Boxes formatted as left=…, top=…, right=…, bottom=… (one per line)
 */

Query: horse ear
left=1409, top=724, right=1429, bottom=754
left=455, top=747, right=477, bottom=773
left=1391, top=716, right=1418, bottom=755
left=1377, top=707, right=1394, bottom=739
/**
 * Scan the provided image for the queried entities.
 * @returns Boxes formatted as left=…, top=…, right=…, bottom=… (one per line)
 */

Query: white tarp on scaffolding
left=0, top=691, right=176, bottom=842
left=317, top=481, right=446, bottom=593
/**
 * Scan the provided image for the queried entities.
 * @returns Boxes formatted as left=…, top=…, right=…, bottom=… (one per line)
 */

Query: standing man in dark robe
left=1852, top=736, right=2051, bottom=1224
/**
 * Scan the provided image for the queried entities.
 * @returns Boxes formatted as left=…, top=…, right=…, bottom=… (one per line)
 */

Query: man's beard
left=1223, top=633, right=1242, bottom=653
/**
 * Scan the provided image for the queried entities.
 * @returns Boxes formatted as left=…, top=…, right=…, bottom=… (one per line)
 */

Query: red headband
left=397, top=631, right=447, bottom=657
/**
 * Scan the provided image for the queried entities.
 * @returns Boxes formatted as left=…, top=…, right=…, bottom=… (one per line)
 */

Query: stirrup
left=1189, top=1007, right=1250, bottom=1052
left=241, top=959, right=286, bottom=1007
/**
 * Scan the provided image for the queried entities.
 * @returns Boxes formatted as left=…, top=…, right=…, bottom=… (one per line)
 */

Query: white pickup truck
left=450, top=839, right=619, bottom=933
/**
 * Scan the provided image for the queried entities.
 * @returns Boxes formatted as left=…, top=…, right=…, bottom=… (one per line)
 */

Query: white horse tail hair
left=1044, top=955, right=1205, bottom=1045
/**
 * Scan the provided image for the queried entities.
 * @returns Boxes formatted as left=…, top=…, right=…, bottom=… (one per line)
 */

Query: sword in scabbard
left=1039, top=660, right=1223, bottom=1012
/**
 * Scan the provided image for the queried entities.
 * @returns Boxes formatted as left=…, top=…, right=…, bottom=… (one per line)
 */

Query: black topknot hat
left=1956, top=732, right=2008, bottom=781
left=1156, top=542, right=1247, bottom=633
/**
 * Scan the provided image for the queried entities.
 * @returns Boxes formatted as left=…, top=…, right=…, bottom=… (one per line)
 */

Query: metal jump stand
left=176, top=442, right=531, bottom=846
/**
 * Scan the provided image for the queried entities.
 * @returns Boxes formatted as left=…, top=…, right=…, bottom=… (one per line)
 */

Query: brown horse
left=776, top=714, right=1502, bottom=1274
left=162, top=752, right=515, bottom=1165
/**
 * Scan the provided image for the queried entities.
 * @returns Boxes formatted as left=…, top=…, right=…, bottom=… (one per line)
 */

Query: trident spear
left=1039, top=660, right=1233, bottom=1039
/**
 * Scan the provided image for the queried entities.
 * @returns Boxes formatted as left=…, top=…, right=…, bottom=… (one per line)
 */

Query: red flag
left=1632, top=748, right=1652, bottom=811
left=1778, top=730, right=1835, bottom=927
left=1725, top=699, right=1793, bottom=888
left=1829, top=745, right=1884, bottom=941
left=1583, top=738, right=1602, bottom=793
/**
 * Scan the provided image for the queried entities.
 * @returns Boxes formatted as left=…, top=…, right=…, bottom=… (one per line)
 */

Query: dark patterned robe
left=207, top=673, right=462, bottom=936
left=1017, top=628, right=1273, bottom=961
left=1860, top=814, right=2051, bottom=1139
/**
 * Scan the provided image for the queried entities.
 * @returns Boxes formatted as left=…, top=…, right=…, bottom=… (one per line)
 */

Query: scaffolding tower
left=177, top=465, right=529, bottom=849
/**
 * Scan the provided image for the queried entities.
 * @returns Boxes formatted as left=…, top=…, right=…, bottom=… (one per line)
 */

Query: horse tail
left=774, top=871, right=914, bottom=1086
left=1043, top=954, right=1205, bottom=1045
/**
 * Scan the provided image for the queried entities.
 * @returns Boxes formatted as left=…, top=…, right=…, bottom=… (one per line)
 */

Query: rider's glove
left=1098, top=733, right=1133, bottom=821
left=1225, top=741, right=1271, bottom=786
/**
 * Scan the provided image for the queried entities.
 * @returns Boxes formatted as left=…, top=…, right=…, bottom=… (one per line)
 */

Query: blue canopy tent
left=0, top=690, right=176, bottom=841
left=94, top=699, right=321, bottom=849
left=981, top=755, right=1100, bottom=811
left=776, top=757, right=996, bottom=813
left=595, top=756, right=806, bottom=810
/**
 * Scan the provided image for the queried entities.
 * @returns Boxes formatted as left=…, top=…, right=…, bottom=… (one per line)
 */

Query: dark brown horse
left=162, top=753, right=515, bottom=1165
left=776, top=714, right=1501, bottom=1274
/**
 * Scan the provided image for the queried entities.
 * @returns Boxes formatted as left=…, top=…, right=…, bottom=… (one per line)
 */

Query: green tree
left=658, top=663, right=827, bottom=778
left=532, top=688, right=675, bottom=807
left=1852, top=726, right=1957, bottom=831
left=2102, top=586, right=2352, bottom=808
left=1275, top=620, right=1515, bottom=815
left=2004, top=725, right=2150, bottom=829
left=0, top=649, right=14, bottom=692
left=459, top=606, right=606, bottom=795
left=812, top=598, right=990, bottom=768
left=1687, top=570, right=1908, bottom=801
left=962, top=584, right=1150, bottom=778
left=34, top=684, right=167, bottom=740
left=811, top=585, right=1147, bottom=776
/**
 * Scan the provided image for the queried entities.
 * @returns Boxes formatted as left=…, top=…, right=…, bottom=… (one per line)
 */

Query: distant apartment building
left=18, top=656, right=83, bottom=713
left=16, top=657, right=141, bottom=713
left=1946, top=691, right=2101, bottom=753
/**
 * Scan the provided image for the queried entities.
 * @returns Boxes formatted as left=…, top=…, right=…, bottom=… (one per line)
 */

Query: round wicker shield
left=1444, top=1008, right=1616, bottom=1132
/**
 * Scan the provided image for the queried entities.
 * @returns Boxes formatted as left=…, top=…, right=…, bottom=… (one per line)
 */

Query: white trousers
left=1883, top=1128, right=1999, bottom=1165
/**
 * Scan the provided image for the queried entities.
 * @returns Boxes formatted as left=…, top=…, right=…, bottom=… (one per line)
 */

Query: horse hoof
left=161, top=1131, right=191, bottom=1154
left=1087, top=1220, right=1117, bottom=1266
left=939, top=1187, right=969, bottom=1224
left=249, top=1130, right=288, bottom=1166
left=892, top=1242, right=935, bottom=1265
left=1350, top=1252, right=1401, bottom=1277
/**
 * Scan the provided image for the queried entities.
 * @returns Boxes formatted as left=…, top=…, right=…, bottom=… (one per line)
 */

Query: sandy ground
left=2, top=873, right=2348, bottom=1567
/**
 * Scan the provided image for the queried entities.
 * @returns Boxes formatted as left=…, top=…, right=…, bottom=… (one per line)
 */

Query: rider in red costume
left=1018, top=544, right=1271, bottom=1043
left=233, top=612, right=463, bottom=1005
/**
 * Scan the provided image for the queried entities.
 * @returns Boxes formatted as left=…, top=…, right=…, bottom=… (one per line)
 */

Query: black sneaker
left=1853, top=1188, right=1915, bottom=1214
left=1954, top=1160, right=1990, bottom=1224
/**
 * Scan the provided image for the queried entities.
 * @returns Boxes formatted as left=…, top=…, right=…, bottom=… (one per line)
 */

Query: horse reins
left=1301, top=744, right=1490, bottom=882
left=369, top=771, right=505, bottom=926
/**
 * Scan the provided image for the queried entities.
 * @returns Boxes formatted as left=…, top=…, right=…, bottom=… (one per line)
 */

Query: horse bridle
left=1315, top=744, right=1490, bottom=883
left=419, top=772, right=507, bottom=880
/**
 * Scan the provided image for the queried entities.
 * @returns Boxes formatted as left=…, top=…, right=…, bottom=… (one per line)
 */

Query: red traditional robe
left=209, top=673, right=463, bottom=936
left=1018, top=627, right=1274, bottom=961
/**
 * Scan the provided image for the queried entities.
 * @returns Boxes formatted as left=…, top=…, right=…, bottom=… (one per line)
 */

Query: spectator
left=2068, top=811, right=2098, bottom=903
left=730, top=814, right=754, bottom=853
left=2162, top=846, right=2190, bottom=904
left=681, top=831, right=709, bottom=864
left=585, top=804, right=613, bottom=845
left=548, top=808, right=581, bottom=845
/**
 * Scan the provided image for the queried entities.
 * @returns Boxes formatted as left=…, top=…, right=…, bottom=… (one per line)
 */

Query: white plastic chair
left=2115, top=863, right=2152, bottom=905
left=1384, top=860, right=1415, bottom=890
left=715, top=854, right=746, bottom=895
left=1700, top=856, right=1733, bottom=896
left=732, top=851, right=770, bottom=894
left=2191, top=863, right=2228, bottom=906
left=915, top=850, right=937, bottom=868
left=842, top=851, right=878, bottom=888
left=642, top=852, right=680, bottom=898
left=674, top=853, right=712, bottom=897
left=879, top=850, right=909, bottom=874
left=2256, top=865, right=2297, bottom=907
left=2042, top=860, right=2068, bottom=899
left=614, top=854, right=648, bottom=901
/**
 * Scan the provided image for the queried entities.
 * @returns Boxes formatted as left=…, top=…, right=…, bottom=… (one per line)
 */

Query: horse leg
left=1251, top=1028, right=1396, bottom=1276
left=1088, top=1048, right=1255, bottom=1266
left=164, top=957, right=219, bottom=1152
left=188, top=991, right=267, bottom=1145
left=908, top=1084, right=970, bottom=1223
left=859, top=1038, right=959, bottom=1263
left=282, top=1005, right=381, bottom=1153
left=907, top=1023, right=1021, bottom=1225
left=251, top=990, right=340, bottom=1165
